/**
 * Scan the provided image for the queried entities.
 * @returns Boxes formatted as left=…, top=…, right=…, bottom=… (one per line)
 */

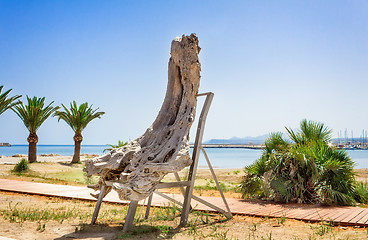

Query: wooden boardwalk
left=1, top=179, right=368, bottom=226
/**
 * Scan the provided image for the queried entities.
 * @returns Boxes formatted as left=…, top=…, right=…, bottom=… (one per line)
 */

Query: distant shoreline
left=190, top=144, right=265, bottom=149
left=0, top=144, right=107, bottom=147
left=3, top=144, right=368, bottom=151
left=0, top=143, right=11, bottom=147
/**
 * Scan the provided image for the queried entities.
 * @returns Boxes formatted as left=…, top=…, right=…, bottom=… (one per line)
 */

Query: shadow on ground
left=53, top=217, right=232, bottom=240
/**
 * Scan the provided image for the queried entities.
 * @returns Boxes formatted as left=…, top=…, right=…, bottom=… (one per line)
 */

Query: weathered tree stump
left=83, top=34, right=201, bottom=201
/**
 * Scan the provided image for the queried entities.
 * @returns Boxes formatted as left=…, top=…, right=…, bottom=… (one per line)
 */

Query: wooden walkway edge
left=0, top=179, right=367, bottom=226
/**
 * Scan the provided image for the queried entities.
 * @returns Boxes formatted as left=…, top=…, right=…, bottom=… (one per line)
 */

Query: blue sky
left=0, top=0, right=367, bottom=145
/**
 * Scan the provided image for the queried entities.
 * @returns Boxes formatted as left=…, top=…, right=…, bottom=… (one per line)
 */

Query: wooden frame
left=90, top=92, right=232, bottom=232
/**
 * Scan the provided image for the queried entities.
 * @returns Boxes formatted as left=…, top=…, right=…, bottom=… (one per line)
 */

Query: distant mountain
left=203, top=135, right=368, bottom=145
left=204, top=135, right=268, bottom=145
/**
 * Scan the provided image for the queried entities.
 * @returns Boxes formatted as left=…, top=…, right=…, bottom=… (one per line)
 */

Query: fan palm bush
left=353, top=182, right=368, bottom=204
left=54, top=101, right=104, bottom=163
left=241, top=119, right=357, bottom=206
left=0, top=85, right=21, bottom=116
left=12, top=96, right=60, bottom=163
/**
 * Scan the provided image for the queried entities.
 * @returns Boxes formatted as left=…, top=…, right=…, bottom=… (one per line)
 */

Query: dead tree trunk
left=84, top=34, right=201, bottom=201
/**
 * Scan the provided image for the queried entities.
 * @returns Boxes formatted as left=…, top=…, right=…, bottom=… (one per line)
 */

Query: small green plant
left=150, top=202, right=180, bottom=221
left=197, top=210, right=210, bottom=224
left=261, top=232, right=273, bottom=240
left=311, top=220, right=331, bottom=237
left=12, top=158, right=29, bottom=173
left=36, top=222, right=46, bottom=232
left=188, top=220, right=198, bottom=235
left=308, top=234, right=316, bottom=240
left=327, top=218, right=335, bottom=227
left=233, top=170, right=240, bottom=175
left=118, top=225, right=159, bottom=238
left=277, top=215, right=286, bottom=225
left=250, top=222, right=257, bottom=232
left=212, top=229, right=232, bottom=240
left=104, top=140, right=128, bottom=153
left=157, top=225, right=173, bottom=234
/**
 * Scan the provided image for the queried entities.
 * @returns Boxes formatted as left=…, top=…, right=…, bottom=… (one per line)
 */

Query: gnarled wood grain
left=83, top=34, right=201, bottom=201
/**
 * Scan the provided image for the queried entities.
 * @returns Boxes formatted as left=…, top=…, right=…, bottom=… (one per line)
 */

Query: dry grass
left=1, top=191, right=368, bottom=239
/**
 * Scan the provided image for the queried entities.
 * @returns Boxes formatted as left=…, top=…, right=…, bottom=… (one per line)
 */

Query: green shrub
left=353, top=182, right=368, bottom=204
left=241, top=120, right=357, bottom=206
left=104, top=140, right=128, bottom=153
left=12, top=158, right=29, bottom=173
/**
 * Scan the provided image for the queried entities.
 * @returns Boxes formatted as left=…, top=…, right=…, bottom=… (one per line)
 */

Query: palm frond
left=264, top=132, right=289, bottom=155
left=320, top=185, right=356, bottom=206
left=54, top=101, right=105, bottom=134
left=12, top=96, right=59, bottom=134
left=0, top=85, right=21, bottom=116
left=353, top=182, right=368, bottom=204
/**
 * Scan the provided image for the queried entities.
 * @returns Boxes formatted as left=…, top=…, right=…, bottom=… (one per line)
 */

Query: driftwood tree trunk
left=84, top=34, right=201, bottom=201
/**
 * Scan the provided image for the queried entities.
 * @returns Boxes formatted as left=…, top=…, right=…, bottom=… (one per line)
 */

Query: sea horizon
left=2, top=144, right=107, bottom=146
left=1, top=145, right=368, bottom=169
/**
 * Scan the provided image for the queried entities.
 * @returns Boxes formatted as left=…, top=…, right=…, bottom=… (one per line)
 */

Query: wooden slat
left=306, top=208, right=338, bottom=221
left=356, top=210, right=368, bottom=225
left=339, top=208, right=366, bottom=223
left=238, top=203, right=269, bottom=214
left=293, top=208, right=321, bottom=220
left=334, top=208, right=362, bottom=223
left=246, top=204, right=281, bottom=215
left=284, top=206, right=313, bottom=218
left=322, top=208, right=349, bottom=224
left=268, top=207, right=290, bottom=218
left=349, top=208, right=368, bottom=224
left=251, top=204, right=286, bottom=216
left=285, top=207, right=316, bottom=219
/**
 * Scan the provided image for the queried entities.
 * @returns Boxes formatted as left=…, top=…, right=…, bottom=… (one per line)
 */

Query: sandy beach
left=2, top=155, right=368, bottom=182
left=0, top=154, right=96, bottom=165
left=0, top=155, right=245, bottom=178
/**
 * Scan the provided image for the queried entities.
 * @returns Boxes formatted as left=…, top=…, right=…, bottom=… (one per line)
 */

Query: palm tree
left=54, top=101, right=105, bottom=163
left=12, top=96, right=60, bottom=163
left=0, top=85, right=21, bottom=116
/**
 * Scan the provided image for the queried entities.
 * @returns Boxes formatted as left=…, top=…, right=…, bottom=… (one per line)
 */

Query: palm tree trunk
left=27, top=133, right=38, bottom=163
left=72, top=133, right=83, bottom=163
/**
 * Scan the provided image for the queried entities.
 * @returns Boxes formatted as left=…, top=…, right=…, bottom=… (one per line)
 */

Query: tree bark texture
left=72, top=133, right=83, bottom=163
left=84, top=34, right=201, bottom=201
left=27, top=133, right=38, bottom=163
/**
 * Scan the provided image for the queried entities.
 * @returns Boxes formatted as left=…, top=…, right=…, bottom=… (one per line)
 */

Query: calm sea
left=1, top=145, right=368, bottom=169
